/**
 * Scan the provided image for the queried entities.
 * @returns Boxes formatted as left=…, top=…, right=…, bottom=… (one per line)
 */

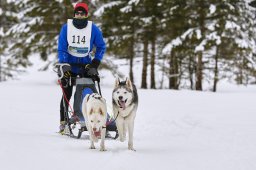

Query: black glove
left=90, top=59, right=100, bottom=69
left=86, top=65, right=99, bottom=77
left=88, top=67, right=99, bottom=76
left=57, top=63, right=71, bottom=79
left=85, top=59, right=100, bottom=78
left=63, top=70, right=71, bottom=78
left=60, top=78, right=69, bottom=88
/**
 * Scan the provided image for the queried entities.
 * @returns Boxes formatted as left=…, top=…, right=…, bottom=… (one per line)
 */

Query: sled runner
left=54, top=64, right=118, bottom=139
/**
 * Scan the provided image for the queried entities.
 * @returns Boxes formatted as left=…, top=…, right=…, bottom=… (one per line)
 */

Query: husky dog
left=82, top=93, right=107, bottom=151
left=112, top=78, right=138, bottom=151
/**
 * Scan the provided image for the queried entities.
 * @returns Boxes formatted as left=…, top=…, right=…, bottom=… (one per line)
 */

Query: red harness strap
left=58, top=79, right=76, bottom=117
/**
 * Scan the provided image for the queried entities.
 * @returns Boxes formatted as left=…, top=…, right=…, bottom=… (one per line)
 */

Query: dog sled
left=54, top=63, right=118, bottom=139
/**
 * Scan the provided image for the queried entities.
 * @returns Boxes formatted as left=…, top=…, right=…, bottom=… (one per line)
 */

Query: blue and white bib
left=67, top=19, right=92, bottom=57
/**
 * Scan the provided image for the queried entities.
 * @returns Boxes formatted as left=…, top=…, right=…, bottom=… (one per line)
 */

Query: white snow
left=7, top=23, right=30, bottom=35
left=0, top=57, right=256, bottom=170
left=120, top=6, right=132, bottom=13
left=25, top=33, right=36, bottom=44
left=0, top=27, right=4, bottom=36
left=162, top=37, right=182, bottom=54
left=181, top=28, right=194, bottom=39
left=128, top=0, right=140, bottom=6
left=141, top=17, right=153, bottom=25
left=206, top=21, right=216, bottom=31
left=162, top=28, right=194, bottom=54
left=195, top=39, right=206, bottom=52
left=209, top=4, right=216, bottom=15
left=225, top=20, right=241, bottom=30
left=120, top=0, right=140, bottom=13
left=196, top=29, right=202, bottom=39
left=94, top=1, right=122, bottom=17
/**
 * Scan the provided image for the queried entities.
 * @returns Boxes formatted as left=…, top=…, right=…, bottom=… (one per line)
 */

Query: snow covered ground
left=1, top=58, right=256, bottom=170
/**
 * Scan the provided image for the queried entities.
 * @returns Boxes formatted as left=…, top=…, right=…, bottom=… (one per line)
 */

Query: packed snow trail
left=0, top=65, right=256, bottom=170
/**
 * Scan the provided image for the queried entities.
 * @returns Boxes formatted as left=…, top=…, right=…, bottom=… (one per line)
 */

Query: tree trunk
left=196, top=52, right=203, bottom=90
left=160, top=55, right=167, bottom=89
left=150, top=14, right=156, bottom=89
left=141, top=38, right=148, bottom=89
left=128, top=11, right=136, bottom=82
left=169, top=51, right=178, bottom=89
left=129, top=33, right=135, bottom=82
left=150, top=38, right=156, bottom=89
left=188, top=55, right=194, bottom=90
left=213, top=46, right=219, bottom=92
left=129, top=44, right=134, bottom=83
left=196, top=1, right=205, bottom=91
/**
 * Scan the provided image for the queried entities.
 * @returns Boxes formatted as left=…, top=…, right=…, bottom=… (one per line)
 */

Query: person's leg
left=60, top=80, right=73, bottom=123
left=73, top=84, right=85, bottom=121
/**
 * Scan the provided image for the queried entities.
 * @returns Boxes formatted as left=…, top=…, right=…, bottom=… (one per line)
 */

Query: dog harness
left=86, top=93, right=102, bottom=102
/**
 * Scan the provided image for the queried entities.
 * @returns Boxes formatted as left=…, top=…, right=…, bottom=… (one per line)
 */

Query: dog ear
left=99, top=108, right=104, bottom=116
left=126, top=78, right=133, bottom=91
left=86, top=94, right=91, bottom=102
left=115, top=77, right=120, bottom=88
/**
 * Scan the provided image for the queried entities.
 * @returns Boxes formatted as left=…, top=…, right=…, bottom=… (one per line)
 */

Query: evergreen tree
left=138, top=0, right=160, bottom=89
left=97, top=0, right=141, bottom=83
left=1, top=0, right=256, bottom=89
left=6, top=0, right=101, bottom=69
left=161, top=0, right=189, bottom=89
left=0, top=0, right=20, bottom=81
left=162, top=0, right=256, bottom=91
left=7, top=0, right=74, bottom=65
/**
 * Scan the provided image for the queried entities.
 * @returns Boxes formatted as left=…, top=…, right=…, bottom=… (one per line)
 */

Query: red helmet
left=74, top=2, right=88, bottom=14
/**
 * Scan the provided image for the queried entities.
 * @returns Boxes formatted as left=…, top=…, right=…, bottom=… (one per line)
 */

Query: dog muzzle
left=118, top=100, right=127, bottom=110
left=93, top=129, right=101, bottom=137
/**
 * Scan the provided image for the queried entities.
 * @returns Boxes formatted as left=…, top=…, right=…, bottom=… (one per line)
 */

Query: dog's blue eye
left=124, top=92, right=127, bottom=94
left=117, top=91, right=120, bottom=94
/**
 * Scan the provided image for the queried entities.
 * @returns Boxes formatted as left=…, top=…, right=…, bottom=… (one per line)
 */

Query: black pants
left=60, top=79, right=73, bottom=122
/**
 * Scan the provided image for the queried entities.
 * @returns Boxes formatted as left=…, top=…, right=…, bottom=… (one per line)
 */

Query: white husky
left=82, top=93, right=107, bottom=151
left=112, top=78, right=138, bottom=151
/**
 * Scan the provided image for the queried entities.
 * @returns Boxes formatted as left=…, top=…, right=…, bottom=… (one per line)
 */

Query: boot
left=59, top=121, right=66, bottom=133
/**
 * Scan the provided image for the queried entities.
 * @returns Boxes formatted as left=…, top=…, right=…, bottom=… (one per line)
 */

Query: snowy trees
left=162, top=0, right=256, bottom=91
left=98, top=0, right=163, bottom=89
left=0, top=0, right=20, bottom=81
left=7, top=0, right=73, bottom=63
left=96, top=0, right=140, bottom=83
left=0, top=0, right=256, bottom=91
left=98, top=0, right=256, bottom=90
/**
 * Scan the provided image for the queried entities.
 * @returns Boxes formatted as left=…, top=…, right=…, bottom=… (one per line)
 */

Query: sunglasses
left=75, top=11, right=87, bottom=16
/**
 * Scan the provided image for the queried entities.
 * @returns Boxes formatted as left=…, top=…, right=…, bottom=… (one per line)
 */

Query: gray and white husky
left=112, top=78, right=138, bottom=151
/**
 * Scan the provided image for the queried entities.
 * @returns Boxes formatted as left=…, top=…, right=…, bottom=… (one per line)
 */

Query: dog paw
left=119, top=137, right=125, bottom=142
left=128, top=147, right=136, bottom=151
left=89, top=146, right=96, bottom=149
left=100, top=147, right=107, bottom=152
left=128, top=144, right=136, bottom=151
